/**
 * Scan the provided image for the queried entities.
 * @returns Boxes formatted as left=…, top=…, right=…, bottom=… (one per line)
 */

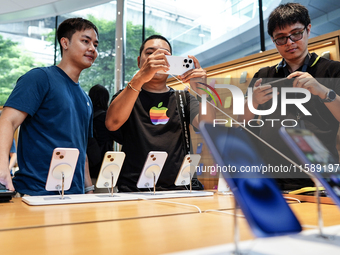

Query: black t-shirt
left=248, top=53, right=340, bottom=182
left=111, top=88, right=199, bottom=191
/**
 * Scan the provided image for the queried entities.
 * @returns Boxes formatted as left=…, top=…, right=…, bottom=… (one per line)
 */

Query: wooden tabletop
left=1, top=213, right=253, bottom=255
left=290, top=202, right=340, bottom=227
left=0, top=192, right=234, bottom=231
left=1, top=193, right=340, bottom=255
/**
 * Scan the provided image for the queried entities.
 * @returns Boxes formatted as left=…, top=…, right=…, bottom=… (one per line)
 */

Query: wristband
left=85, top=185, right=95, bottom=193
left=196, top=94, right=212, bottom=102
left=127, top=82, right=141, bottom=93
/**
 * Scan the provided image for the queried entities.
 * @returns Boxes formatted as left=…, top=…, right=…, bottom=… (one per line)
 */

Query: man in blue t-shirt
left=0, top=18, right=99, bottom=195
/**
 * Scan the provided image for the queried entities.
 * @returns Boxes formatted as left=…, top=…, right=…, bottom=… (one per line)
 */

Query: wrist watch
left=321, top=89, right=336, bottom=103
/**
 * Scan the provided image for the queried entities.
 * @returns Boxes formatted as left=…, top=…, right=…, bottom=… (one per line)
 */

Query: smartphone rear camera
left=189, top=59, right=192, bottom=64
left=186, top=64, right=190, bottom=68
left=60, top=155, right=64, bottom=159
left=184, top=59, right=188, bottom=63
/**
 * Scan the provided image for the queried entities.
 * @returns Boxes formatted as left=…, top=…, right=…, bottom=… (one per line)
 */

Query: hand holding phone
left=158, top=56, right=194, bottom=76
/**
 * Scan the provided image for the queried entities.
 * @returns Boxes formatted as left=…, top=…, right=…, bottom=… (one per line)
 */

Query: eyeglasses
left=273, top=27, right=306, bottom=46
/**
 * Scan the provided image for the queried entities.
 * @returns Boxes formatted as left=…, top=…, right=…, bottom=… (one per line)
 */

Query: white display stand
left=22, top=193, right=139, bottom=206
left=45, top=148, right=79, bottom=199
left=96, top=151, right=125, bottom=197
left=130, top=190, right=214, bottom=199
left=174, top=154, right=201, bottom=192
left=163, top=225, right=340, bottom=255
left=22, top=190, right=214, bottom=205
left=217, top=172, right=232, bottom=195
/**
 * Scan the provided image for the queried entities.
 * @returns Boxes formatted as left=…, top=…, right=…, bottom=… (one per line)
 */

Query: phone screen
left=283, top=128, right=340, bottom=199
left=263, top=77, right=294, bottom=87
left=200, top=123, right=302, bottom=237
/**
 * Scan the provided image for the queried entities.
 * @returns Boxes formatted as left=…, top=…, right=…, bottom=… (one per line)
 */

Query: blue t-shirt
left=5, top=66, right=93, bottom=195
left=10, top=139, right=16, bottom=154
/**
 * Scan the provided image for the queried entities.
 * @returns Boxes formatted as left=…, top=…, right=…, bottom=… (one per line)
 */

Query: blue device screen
left=200, top=122, right=302, bottom=237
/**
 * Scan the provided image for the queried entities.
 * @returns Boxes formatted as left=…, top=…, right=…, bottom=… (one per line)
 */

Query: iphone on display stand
left=96, top=151, right=125, bottom=197
left=45, top=148, right=79, bottom=199
left=136, top=151, right=168, bottom=193
left=174, top=154, right=201, bottom=192
left=199, top=122, right=302, bottom=241
left=157, top=56, right=194, bottom=76
left=279, top=127, right=340, bottom=238
left=280, top=127, right=340, bottom=208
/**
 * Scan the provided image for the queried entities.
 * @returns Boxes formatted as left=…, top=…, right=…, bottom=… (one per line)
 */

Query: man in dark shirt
left=239, top=3, right=340, bottom=190
left=106, top=35, right=214, bottom=191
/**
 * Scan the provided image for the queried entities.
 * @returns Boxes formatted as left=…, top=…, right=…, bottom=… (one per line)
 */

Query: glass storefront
left=1, top=0, right=339, bottom=105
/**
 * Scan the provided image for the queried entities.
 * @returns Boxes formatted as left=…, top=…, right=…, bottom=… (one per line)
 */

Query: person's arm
left=179, top=55, right=215, bottom=128
left=288, top=71, right=340, bottom=122
left=0, top=107, right=27, bottom=190
left=106, top=49, right=171, bottom=131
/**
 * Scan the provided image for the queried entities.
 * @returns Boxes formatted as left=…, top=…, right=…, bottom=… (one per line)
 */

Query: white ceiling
left=0, top=0, right=111, bottom=24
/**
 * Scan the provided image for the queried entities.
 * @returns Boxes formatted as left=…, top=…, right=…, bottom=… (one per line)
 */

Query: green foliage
left=0, top=35, right=37, bottom=105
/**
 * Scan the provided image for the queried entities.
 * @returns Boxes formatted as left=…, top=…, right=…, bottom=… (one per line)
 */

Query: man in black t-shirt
left=239, top=3, right=340, bottom=190
left=106, top=35, right=214, bottom=191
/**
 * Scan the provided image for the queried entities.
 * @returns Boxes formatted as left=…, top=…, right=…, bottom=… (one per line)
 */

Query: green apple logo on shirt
left=149, top=102, right=170, bottom=125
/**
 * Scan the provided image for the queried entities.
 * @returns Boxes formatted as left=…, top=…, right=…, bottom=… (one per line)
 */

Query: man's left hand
left=288, top=71, right=329, bottom=99
left=177, top=55, right=207, bottom=91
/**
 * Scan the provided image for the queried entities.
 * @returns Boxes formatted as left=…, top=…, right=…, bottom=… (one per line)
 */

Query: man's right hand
left=252, top=78, right=275, bottom=107
left=135, top=49, right=171, bottom=84
left=0, top=167, right=15, bottom=191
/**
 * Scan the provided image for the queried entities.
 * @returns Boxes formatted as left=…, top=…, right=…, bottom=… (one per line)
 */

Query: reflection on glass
left=0, top=19, right=55, bottom=105
left=143, top=0, right=275, bottom=57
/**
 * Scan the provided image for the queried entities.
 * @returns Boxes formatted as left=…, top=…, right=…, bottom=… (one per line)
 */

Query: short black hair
left=89, top=84, right=109, bottom=110
left=268, top=3, right=310, bottom=37
left=139, top=35, right=172, bottom=56
left=57, top=17, right=99, bottom=57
